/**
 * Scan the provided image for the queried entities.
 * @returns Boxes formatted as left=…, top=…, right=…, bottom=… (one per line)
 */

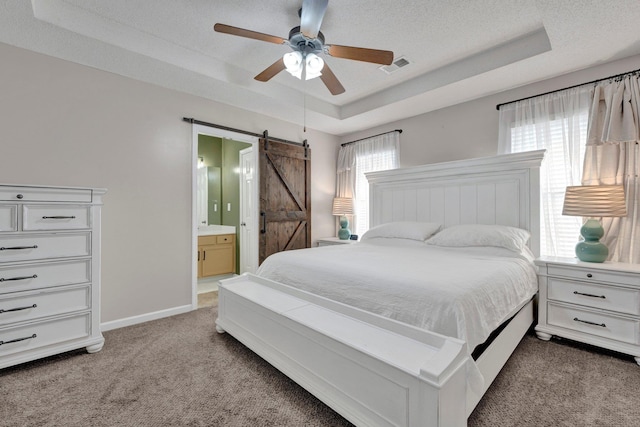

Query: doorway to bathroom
left=191, top=124, right=259, bottom=309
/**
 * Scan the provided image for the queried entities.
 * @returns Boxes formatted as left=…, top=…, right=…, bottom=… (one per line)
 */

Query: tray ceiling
left=2, top=0, right=640, bottom=135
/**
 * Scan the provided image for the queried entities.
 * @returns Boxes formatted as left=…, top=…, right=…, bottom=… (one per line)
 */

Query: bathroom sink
left=198, top=225, right=236, bottom=236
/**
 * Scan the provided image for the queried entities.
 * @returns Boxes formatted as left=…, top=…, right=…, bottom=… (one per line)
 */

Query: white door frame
left=190, top=124, right=259, bottom=309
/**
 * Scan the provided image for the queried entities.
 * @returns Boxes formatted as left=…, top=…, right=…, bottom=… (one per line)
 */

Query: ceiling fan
left=214, top=0, right=394, bottom=95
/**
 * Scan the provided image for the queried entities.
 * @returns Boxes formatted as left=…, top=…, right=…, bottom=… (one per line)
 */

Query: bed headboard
left=366, top=150, right=545, bottom=257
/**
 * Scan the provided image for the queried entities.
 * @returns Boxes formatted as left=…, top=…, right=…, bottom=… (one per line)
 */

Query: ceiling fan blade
left=327, top=44, right=394, bottom=65
left=300, top=0, right=328, bottom=39
left=320, top=63, right=345, bottom=95
left=214, top=23, right=287, bottom=45
left=255, top=58, right=286, bottom=82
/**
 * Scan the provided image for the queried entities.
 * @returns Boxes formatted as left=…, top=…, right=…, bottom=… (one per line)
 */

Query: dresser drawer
left=0, top=285, right=90, bottom=326
left=548, top=278, right=640, bottom=316
left=547, top=265, right=638, bottom=287
left=0, top=312, right=90, bottom=358
left=22, top=205, right=91, bottom=231
left=0, top=259, right=91, bottom=293
left=0, top=186, right=92, bottom=203
left=547, top=302, right=640, bottom=345
left=0, top=205, right=17, bottom=232
left=0, top=233, right=91, bottom=263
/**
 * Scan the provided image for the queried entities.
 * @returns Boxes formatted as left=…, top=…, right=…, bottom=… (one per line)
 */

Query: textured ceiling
left=2, top=0, right=640, bottom=135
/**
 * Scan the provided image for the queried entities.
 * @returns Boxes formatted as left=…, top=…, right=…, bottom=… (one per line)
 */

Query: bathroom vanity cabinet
left=197, top=234, right=235, bottom=277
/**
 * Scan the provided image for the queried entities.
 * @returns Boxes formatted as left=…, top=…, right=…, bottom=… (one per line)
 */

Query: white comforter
left=257, top=238, right=538, bottom=351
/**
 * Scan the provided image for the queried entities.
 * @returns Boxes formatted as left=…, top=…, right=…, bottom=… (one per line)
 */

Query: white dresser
left=535, top=256, right=640, bottom=365
left=0, top=184, right=106, bottom=369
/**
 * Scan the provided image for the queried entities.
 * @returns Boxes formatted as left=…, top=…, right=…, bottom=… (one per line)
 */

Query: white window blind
left=505, top=104, right=589, bottom=257
left=353, top=148, right=398, bottom=236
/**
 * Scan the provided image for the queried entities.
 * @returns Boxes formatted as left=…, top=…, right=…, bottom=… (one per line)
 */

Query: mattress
left=256, top=238, right=538, bottom=351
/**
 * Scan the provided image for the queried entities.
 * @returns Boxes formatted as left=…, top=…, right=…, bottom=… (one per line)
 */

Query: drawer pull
left=42, top=216, right=76, bottom=219
left=573, top=317, right=606, bottom=328
left=0, top=274, right=38, bottom=282
left=0, top=245, right=38, bottom=251
left=586, top=273, right=593, bottom=278
left=0, top=334, right=37, bottom=346
left=0, top=304, right=37, bottom=314
left=573, top=291, right=606, bottom=299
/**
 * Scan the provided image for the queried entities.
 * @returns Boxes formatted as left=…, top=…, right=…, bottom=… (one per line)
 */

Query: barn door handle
left=260, top=212, right=266, bottom=234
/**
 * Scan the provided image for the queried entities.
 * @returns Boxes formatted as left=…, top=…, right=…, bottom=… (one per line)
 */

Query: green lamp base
left=575, top=218, right=608, bottom=263
left=338, top=215, right=351, bottom=240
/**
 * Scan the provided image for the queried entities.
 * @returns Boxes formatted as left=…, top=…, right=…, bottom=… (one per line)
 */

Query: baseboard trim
left=101, top=304, right=193, bottom=332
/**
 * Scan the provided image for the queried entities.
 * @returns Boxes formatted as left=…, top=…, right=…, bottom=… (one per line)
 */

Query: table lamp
left=332, top=197, right=354, bottom=240
left=562, top=185, right=627, bottom=262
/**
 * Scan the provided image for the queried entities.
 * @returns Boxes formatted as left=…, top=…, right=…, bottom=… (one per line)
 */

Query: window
left=336, top=132, right=400, bottom=238
left=498, top=87, right=592, bottom=257
left=353, top=147, right=398, bottom=236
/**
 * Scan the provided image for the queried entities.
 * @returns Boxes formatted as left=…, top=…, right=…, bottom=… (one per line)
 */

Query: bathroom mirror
left=198, top=135, right=251, bottom=227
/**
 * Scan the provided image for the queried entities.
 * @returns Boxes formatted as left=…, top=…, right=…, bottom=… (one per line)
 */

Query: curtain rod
left=495, top=67, right=640, bottom=111
left=182, top=117, right=303, bottom=146
left=341, top=129, right=403, bottom=147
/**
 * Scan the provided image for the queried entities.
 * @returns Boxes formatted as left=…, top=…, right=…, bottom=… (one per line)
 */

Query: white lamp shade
left=332, top=197, right=354, bottom=216
left=562, top=185, right=627, bottom=217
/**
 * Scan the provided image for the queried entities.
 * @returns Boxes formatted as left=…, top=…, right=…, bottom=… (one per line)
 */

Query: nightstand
left=535, top=256, right=640, bottom=365
left=316, top=237, right=357, bottom=247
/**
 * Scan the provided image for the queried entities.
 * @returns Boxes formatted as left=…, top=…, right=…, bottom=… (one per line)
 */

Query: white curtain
left=498, top=86, right=593, bottom=257
left=336, top=132, right=400, bottom=236
left=336, top=145, right=355, bottom=199
left=583, top=75, right=640, bottom=263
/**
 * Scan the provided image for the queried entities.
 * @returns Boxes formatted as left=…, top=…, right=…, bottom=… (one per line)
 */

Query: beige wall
left=341, top=54, right=640, bottom=167
left=0, top=42, right=339, bottom=323
left=4, top=38, right=637, bottom=325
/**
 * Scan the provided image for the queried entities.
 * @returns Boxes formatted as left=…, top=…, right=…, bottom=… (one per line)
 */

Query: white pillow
left=361, top=221, right=441, bottom=242
left=425, top=224, right=530, bottom=252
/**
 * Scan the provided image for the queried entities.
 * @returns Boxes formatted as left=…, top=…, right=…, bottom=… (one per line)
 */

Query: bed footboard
left=216, top=274, right=472, bottom=427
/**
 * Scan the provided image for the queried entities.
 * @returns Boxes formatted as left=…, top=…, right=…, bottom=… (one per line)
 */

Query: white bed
left=257, top=237, right=538, bottom=353
left=216, top=150, right=545, bottom=427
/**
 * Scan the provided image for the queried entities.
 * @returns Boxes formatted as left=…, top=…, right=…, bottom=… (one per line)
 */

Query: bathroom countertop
left=198, top=225, right=236, bottom=236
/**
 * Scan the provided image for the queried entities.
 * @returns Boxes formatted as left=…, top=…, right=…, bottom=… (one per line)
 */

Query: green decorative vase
left=575, top=219, right=608, bottom=263
left=338, top=216, right=351, bottom=240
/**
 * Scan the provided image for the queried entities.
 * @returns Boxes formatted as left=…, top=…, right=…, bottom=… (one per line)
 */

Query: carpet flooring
left=1, top=299, right=639, bottom=426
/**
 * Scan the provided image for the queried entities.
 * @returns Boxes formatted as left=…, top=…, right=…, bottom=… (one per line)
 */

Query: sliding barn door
left=259, top=138, right=311, bottom=264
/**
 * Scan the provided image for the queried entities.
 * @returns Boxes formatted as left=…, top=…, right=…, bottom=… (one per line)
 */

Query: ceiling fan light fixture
left=283, top=51, right=303, bottom=78
left=215, top=0, right=395, bottom=95
left=304, top=53, right=324, bottom=80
